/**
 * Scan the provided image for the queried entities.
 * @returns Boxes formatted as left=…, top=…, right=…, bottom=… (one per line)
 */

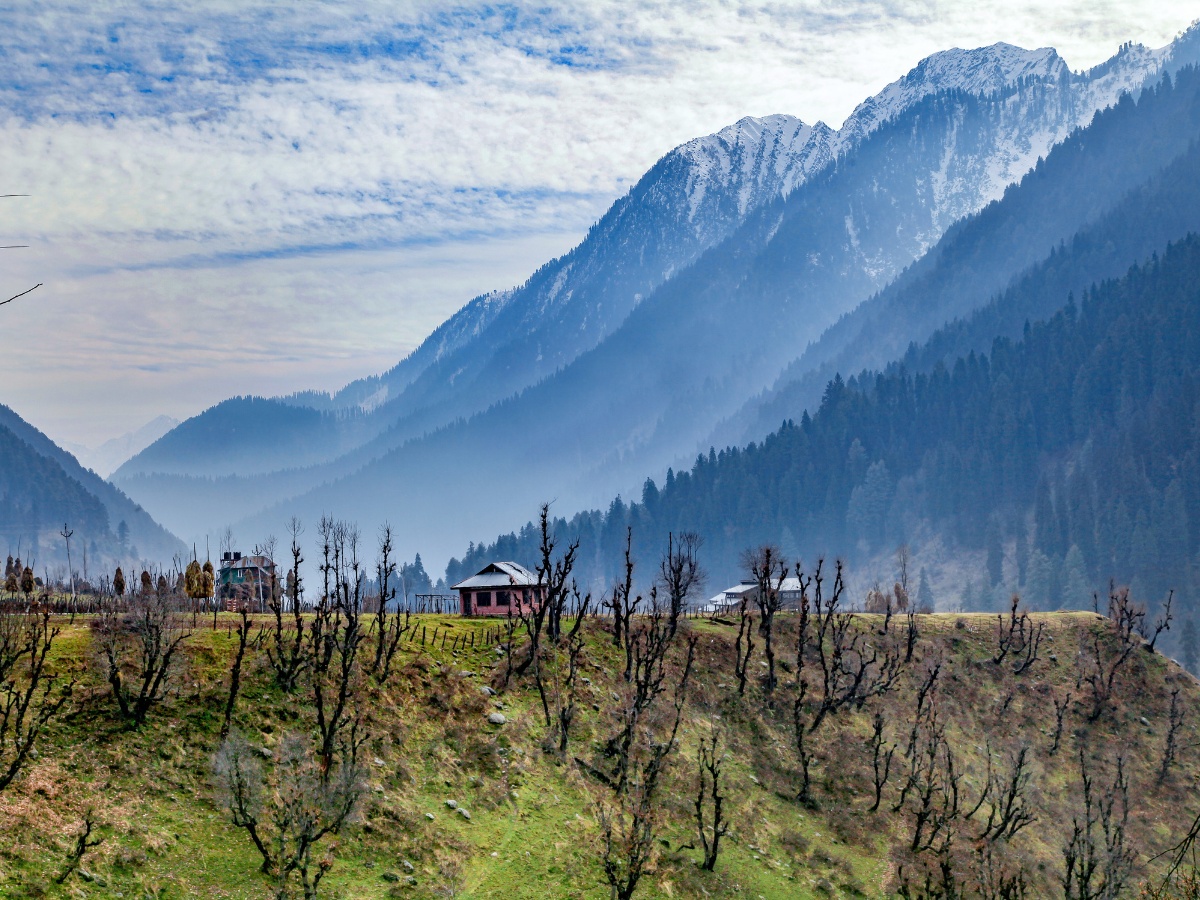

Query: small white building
left=699, top=577, right=806, bottom=614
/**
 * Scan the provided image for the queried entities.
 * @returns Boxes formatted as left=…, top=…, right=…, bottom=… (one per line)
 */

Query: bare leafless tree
left=733, top=592, right=754, bottom=696
left=972, top=841, right=1029, bottom=900
left=1141, top=590, right=1175, bottom=651
left=1083, top=585, right=1168, bottom=722
left=0, top=609, right=72, bottom=790
left=54, top=809, right=103, bottom=885
left=307, top=518, right=367, bottom=775
left=694, top=723, right=728, bottom=871
left=659, top=532, right=704, bottom=638
left=1151, top=805, right=1200, bottom=898
left=536, top=504, right=580, bottom=647
left=976, top=744, right=1037, bottom=843
left=597, top=771, right=661, bottom=900
left=1062, top=751, right=1132, bottom=900
left=594, top=632, right=696, bottom=900
left=514, top=506, right=581, bottom=727
left=869, top=710, right=897, bottom=813
left=1159, top=687, right=1184, bottom=786
left=897, top=545, right=911, bottom=593
left=904, top=604, right=919, bottom=663
left=221, top=606, right=250, bottom=740
left=499, top=606, right=520, bottom=689
left=512, top=505, right=576, bottom=702
left=892, top=702, right=968, bottom=855
left=370, top=524, right=410, bottom=684
left=605, top=527, right=639, bottom=656
left=994, top=595, right=1045, bottom=675
left=215, top=730, right=366, bottom=898
left=95, top=592, right=190, bottom=727
left=799, top=559, right=904, bottom=734
left=906, top=659, right=942, bottom=760
left=742, top=545, right=788, bottom=694
left=1051, top=690, right=1071, bottom=756
left=219, top=526, right=235, bottom=559
left=267, top=518, right=308, bottom=693
left=548, top=583, right=591, bottom=757
left=603, top=600, right=694, bottom=795
left=791, top=561, right=818, bottom=802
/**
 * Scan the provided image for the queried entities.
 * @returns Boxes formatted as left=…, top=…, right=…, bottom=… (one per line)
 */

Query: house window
left=522, top=588, right=530, bottom=604
left=496, top=590, right=511, bottom=607
left=477, top=591, right=492, bottom=607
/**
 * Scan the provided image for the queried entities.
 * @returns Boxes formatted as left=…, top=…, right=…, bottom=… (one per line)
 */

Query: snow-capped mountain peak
left=711, top=114, right=811, bottom=150
left=836, top=43, right=1067, bottom=151
left=661, top=42, right=1082, bottom=230
left=672, top=114, right=833, bottom=220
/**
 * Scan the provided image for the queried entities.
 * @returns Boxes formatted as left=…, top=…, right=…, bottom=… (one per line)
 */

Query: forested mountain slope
left=0, top=405, right=183, bottom=566
left=118, top=396, right=378, bottom=479
left=330, top=42, right=1083, bottom=430
left=448, top=234, right=1200, bottom=657
left=0, top=422, right=111, bottom=561
left=725, top=63, right=1200, bottom=448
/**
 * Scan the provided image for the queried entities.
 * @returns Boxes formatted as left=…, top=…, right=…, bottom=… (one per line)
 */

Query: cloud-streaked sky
left=1, top=1, right=1194, bottom=448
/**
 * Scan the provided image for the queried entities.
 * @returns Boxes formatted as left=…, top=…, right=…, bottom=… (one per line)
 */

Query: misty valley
left=3, top=11, right=1200, bottom=900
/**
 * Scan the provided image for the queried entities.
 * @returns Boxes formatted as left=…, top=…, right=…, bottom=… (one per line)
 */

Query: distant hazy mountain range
left=107, top=26, right=1200, bottom=570
left=0, top=405, right=184, bottom=569
left=63, top=415, right=178, bottom=478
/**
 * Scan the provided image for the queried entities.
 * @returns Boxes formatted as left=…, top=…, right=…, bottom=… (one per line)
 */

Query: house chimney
left=222, top=551, right=231, bottom=562
left=233, top=551, right=241, bottom=561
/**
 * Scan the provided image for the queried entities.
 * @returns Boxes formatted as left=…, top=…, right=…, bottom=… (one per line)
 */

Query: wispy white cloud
left=0, top=0, right=1194, bottom=445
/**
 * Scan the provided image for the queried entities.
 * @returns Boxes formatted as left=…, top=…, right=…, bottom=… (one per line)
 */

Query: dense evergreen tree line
left=447, top=235, right=1200, bottom=630
left=0, top=422, right=112, bottom=552
left=746, top=65, right=1200, bottom=438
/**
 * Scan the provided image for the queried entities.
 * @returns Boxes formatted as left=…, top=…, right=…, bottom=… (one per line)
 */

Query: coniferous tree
left=1024, top=550, right=1054, bottom=610
left=916, top=568, right=934, bottom=613
left=443, top=236, right=1200, bottom=635
left=1015, top=521, right=1029, bottom=586
left=1061, top=546, right=1091, bottom=610
left=1181, top=618, right=1199, bottom=675
left=962, top=578, right=978, bottom=613
left=986, top=521, right=1004, bottom=587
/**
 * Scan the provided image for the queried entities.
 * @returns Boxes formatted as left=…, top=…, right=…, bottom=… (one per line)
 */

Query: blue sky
left=1, top=0, right=1194, bottom=447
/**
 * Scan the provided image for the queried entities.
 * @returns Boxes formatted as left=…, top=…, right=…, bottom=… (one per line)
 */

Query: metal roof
left=722, top=583, right=757, bottom=597
left=722, top=576, right=804, bottom=596
left=699, top=591, right=733, bottom=611
left=219, top=554, right=275, bottom=572
left=451, top=561, right=540, bottom=591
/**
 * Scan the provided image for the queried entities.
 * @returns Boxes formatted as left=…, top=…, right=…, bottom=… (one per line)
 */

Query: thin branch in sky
left=0, top=283, right=42, bottom=307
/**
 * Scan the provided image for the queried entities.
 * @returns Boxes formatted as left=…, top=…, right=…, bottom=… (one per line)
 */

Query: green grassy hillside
left=2, top=607, right=1198, bottom=899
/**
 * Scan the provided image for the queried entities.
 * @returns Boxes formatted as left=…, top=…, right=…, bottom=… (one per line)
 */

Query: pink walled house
left=452, top=561, right=544, bottom=616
